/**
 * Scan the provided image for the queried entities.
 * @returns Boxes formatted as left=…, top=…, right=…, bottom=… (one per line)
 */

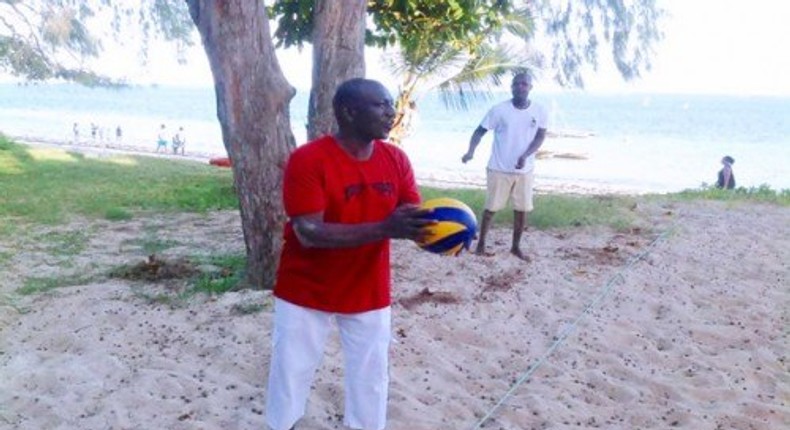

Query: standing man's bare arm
left=516, top=128, right=547, bottom=169
left=462, top=126, right=488, bottom=163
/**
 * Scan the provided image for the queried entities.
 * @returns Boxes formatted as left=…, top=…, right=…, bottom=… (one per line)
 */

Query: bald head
left=333, top=79, right=384, bottom=117
left=332, top=78, right=395, bottom=141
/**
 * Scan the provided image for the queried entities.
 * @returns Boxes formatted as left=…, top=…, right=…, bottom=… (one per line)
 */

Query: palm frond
left=501, top=7, right=536, bottom=40
left=436, top=44, right=539, bottom=110
left=381, top=1, right=543, bottom=144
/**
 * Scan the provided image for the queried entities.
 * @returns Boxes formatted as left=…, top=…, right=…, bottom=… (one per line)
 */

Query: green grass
left=118, top=253, right=248, bottom=306
left=17, top=274, right=98, bottom=295
left=120, top=224, right=183, bottom=254
left=192, top=253, right=247, bottom=295
left=105, top=207, right=134, bottom=221
left=5, top=135, right=785, bottom=232
left=35, top=229, right=93, bottom=256
left=420, top=187, right=637, bottom=230
left=529, top=194, right=637, bottom=230
left=2, top=134, right=787, bottom=302
left=0, top=136, right=237, bottom=224
left=421, top=184, right=789, bottom=231
left=666, top=184, right=790, bottom=206
left=0, top=250, right=13, bottom=267
left=0, top=292, right=26, bottom=314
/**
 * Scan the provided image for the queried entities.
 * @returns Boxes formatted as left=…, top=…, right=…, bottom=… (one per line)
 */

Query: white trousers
left=265, top=298, right=391, bottom=430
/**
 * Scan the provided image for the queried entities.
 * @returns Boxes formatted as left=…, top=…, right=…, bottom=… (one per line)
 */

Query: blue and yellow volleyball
left=418, top=198, right=478, bottom=256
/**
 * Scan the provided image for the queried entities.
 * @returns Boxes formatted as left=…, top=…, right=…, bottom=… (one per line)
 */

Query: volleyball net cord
left=470, top=227, right=674, bottom=429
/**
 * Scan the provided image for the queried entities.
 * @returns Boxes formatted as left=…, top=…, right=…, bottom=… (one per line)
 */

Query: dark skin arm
left=721, top=164, right=733, bottom=188
left=462, top=126, right=488, bottom=163
left=291, top=204, right=433, bottom=249
left=515, top=128, right=547, bottom=170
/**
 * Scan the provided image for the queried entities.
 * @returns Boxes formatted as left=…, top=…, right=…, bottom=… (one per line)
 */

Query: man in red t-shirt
left=265, top=78, right=432, bottom=430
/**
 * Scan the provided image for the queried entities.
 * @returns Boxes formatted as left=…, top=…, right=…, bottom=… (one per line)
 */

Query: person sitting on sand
left=716, top=155, right=735, bottom=189
left=172, top=127, right=186, bottom=155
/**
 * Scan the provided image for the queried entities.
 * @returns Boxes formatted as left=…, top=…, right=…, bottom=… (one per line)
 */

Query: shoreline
left=3, top=84, right=789, bottom=195
left=11, top=135, right=220, bottom=163
left=12, top=135, right=653, bottom=196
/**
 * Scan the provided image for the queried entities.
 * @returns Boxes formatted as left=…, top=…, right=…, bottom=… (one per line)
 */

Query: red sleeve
left=394, top=146, right=421, bottom=205
left=282, top=145, right=325, bottom=217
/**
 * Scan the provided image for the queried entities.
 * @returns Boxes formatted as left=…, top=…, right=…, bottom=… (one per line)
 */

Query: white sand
left=1, top=195, right=788, bottom=429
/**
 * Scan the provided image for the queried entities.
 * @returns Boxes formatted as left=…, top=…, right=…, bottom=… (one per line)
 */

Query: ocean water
left=1, top=83, right=788, bottom=194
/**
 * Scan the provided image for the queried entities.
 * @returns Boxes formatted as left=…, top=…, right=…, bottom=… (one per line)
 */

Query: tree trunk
left=306, top=0, right=367, bottom=141
left=186, top=0, right=295, bottom=290
left=389, top=87, right=417, bottom=147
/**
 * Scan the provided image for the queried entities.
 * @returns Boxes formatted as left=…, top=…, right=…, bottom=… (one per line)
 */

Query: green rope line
left=470, top=228, right=672, bottom=429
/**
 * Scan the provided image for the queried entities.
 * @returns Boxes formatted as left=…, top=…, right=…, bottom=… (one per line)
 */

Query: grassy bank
left=0, top=136, right=237, bottom=225
left=2, top=135, right=787, bottom=301
left=3, top=136, right=787, bottom=230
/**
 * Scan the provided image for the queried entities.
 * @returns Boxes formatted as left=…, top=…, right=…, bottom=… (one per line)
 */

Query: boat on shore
left=547, top=129, right=596, bottom=139
left=209, top=157, right=231, bottom=167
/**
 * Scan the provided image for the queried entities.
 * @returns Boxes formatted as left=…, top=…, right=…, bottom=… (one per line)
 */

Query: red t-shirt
left=274, top=136, right=421, bottom=313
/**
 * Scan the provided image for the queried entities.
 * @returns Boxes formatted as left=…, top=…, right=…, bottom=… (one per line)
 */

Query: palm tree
left=382, top=5, right=539, bottom=146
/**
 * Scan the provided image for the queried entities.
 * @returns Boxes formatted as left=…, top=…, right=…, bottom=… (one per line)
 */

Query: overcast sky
left=582, top=0, right=790, bottom=95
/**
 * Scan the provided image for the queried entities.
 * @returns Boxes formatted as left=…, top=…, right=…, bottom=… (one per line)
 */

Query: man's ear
left=339, top=105, right=355, bottom=124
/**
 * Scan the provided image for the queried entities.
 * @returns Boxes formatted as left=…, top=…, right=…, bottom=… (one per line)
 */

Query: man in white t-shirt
left=462, top=72, right=548, bottom=260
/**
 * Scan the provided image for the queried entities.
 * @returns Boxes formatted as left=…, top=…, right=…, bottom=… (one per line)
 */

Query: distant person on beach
left=155, top=124, right=168, bottom=152
left=72, top=122, right=79, bottom=143
left=172, top=127, right=186, bottom=155
left=116, top=126, right=122, bottom=142
left=462, top=71, right=548, bottom=261
left=265, top=78, right=431, bottom=430
left=90, top=123, right=98, bottom=141
left=716, top=155, right=736, bottom=189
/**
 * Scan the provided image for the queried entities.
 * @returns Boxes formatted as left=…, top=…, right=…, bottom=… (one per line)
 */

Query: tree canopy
left=2, top=1, right=664, bottom=90
left=266, top=0, right=664, bottom=144
left=269, top=0, right=664, bottom=88
left=540, top=0, right=664, bottom=86
left=0, top=0, right=194, bottom=85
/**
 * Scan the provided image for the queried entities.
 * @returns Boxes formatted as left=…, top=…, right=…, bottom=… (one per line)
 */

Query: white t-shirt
left=479, top=100, right=548, bottom=174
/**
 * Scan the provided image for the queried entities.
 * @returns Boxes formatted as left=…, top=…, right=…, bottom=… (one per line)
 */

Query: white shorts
left=265, top=298, right=391, bottom=430
left=485, top=169, right=535, bottom=212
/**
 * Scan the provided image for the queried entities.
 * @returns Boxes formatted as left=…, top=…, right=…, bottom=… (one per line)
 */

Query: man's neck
left=334, top=133, right=374, bottom=160
left=512, top=98, right=531, bottom=110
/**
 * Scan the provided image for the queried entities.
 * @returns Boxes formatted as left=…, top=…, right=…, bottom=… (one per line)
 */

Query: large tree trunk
left=186, top=0, right=295, bottom=290
left=389, top=86, right=418, bottom=147
left=306, top=0, right=367, bottom=140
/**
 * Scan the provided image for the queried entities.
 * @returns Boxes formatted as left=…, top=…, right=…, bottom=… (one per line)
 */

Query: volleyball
left=418, top=197, right=478, bottom=256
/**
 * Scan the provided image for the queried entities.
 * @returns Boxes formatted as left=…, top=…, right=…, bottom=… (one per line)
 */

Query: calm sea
left=1, top=83, right=788, bottom=194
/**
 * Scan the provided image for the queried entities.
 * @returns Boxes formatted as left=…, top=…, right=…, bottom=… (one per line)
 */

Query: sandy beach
left=1, top=143, right=788, bottom=429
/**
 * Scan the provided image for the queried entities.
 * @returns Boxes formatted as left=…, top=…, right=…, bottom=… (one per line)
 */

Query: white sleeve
left=479, top=105, right=499, bottom=130
left=538, top=104, right=549, bottom=129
